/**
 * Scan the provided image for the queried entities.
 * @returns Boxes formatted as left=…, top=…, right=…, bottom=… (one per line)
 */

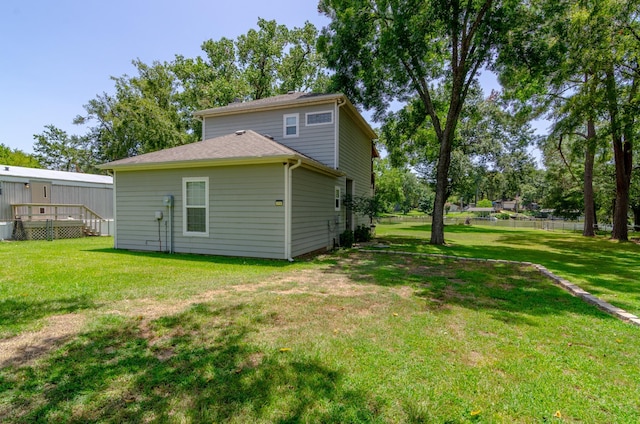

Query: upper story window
left=306, top=111, right=333, bottom=126
left=283, top=113, right=299, bottom=138
left=183, top=177, right=209, bottom=236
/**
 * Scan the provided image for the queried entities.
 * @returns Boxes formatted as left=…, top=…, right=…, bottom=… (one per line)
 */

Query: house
left=0, top=165, right=113, bottom=240
left=100, top=92, right=378, bottom=260
left=466, top=207, right=495, bottom=217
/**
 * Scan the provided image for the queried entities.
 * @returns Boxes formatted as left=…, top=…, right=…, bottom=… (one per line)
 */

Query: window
left=183, top=177, right=209, bottom=236
left=283, top=113, right=299, bottom=138
left=306, top=111, right=333, bottom=126
left=335, top=186, right=341, bottom=211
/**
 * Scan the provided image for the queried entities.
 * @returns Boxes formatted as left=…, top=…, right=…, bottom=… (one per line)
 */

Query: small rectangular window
left=306, top=111, right=333, bottom=126
left=283, top=113, right=299, bottom=138
left=335, top=186, right=341, bottom=211
left=183, top=177, right=209, bottom=236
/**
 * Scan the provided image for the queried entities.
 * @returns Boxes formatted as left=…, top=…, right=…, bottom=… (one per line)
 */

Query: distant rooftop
left=0, top=165, right=112, bottom=184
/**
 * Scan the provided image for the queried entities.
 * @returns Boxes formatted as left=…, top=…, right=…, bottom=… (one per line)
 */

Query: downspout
left=334, top=98, right=346, bottom=169
left=286, top=159, right=302, bottom=261
left=112, top=171, right=117, bottom=248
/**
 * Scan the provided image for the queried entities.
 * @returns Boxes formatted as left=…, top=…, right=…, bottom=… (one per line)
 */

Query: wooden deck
left=11, top=203, right=105, bottom=240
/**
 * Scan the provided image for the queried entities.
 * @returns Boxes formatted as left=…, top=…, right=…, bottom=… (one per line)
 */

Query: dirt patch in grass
left=0, top=257, right=383, bottom=368
left=0, top=313, right=88, bottom=368
left=0, top=252, right=524, bottom=369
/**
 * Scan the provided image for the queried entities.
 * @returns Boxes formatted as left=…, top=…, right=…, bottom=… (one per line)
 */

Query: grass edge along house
left=100, top=92, right=378, bottom=260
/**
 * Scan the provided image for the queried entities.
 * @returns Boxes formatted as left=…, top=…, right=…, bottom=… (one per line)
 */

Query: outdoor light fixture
left=24, top=183, right=30, bottom=189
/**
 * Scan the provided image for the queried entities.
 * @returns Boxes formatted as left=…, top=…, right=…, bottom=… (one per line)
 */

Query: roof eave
left=193, top=94, right=345, bottom=118
left=99, top=154, right=344, bottom=177
left=99, top=155, right=295, bottom=172
left=299, top=158, right=345, bottom=178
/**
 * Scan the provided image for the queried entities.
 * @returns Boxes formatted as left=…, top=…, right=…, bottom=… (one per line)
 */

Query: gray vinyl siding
left=50, top=183, right=113, bottom=218
left=291, top=167, right=339, bottom=257
left=338, top=110, right=375, bottom=228
left=204, top=103, right=337, bottom=168
left=114, top=164, right=286, bottom=259
left=0, top=181, right=31, bottom=221
left=0, top=179, right=113, bottom=222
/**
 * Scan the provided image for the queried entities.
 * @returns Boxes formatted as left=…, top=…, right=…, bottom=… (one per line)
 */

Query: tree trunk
left=430, top=94, right=460, bottom=245
left=632, top=205, right=640, bottom=232
left=611, top=137, right=632, bottom=240
left=605, top=68, right=633, bottom=241
left=430, top=131, right=454, bottom=245
left=582, top=119, right=596, bottom=237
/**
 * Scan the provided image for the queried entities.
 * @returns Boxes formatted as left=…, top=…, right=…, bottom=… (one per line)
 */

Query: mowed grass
left=0, top=238, right=305, bottom=338
left=375, top=222, right=640, bottom=317
left=0, top=234, right=639, bottom=423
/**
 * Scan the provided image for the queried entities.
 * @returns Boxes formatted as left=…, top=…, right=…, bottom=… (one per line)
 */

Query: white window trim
left=283, top=113, right=299, bottom=138
left=305, top=110, right=334, bottom=126
left=183, top=177, right=209, bottom=237
left=335, top=186, right=341, bottom=211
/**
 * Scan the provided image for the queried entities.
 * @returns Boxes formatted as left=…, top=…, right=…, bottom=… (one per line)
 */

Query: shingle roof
left=193, top=92, right=344, bottom=117
left=99, top=130, right=339, bottom=176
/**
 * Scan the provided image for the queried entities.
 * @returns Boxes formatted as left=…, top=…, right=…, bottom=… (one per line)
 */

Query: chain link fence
left=377, top=215, right=624, bottom=234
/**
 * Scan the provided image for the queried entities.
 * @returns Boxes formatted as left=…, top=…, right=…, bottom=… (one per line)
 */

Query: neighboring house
left=500, top=200, right=519, bottom=212
left=466, top=207, right=495, bottom=215
left=100, top=92, right=378, bottom=260
left=0, top=165, right=113, bottom=240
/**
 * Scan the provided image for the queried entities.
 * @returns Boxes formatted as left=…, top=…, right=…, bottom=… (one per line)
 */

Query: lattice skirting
left=21, top=221, right=84, bottom=240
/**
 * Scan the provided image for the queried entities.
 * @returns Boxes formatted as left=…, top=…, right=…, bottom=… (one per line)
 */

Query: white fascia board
left=99, top=155, right=296, bottom=172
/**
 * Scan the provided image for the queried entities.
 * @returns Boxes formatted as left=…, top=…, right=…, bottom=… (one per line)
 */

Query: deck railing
left=11, top=203, right=106, bottom=236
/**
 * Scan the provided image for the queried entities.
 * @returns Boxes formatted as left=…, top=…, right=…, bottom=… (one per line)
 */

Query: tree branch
left=557, top=134, right=579, bottom=183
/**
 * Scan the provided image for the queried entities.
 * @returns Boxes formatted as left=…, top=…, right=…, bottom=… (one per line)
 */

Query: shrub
left=354, top=225, right=372, bottom=242
left=477, top=198, right=493, bottom=208
left=339, top=230, right=354, bottom=248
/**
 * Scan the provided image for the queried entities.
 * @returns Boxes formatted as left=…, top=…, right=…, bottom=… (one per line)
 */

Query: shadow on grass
left=0, top=303, right=379, bottom=423
left=0, top=296, right=95, bottom=336
left=84, top=247, right=297, bottom=268
left=330, top=251, right=613, bottom=326
left=378, top=224, right=640, bottom=312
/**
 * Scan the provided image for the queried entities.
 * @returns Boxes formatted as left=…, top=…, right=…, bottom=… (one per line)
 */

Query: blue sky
left=0, top=0, right=332, bottom=153
left=1, top=0, right=539, bottom=158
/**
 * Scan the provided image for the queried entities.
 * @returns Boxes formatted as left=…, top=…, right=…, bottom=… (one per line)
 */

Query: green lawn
left=0, top=232, right=639, bottom=423
left=375, top=222, right=640, bottom=318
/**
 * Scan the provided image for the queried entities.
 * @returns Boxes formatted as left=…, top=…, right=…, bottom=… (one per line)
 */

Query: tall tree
left=279, top=22, right=331, bottom=94
left=236, top=19, right=289, bottom=100
left=0, top=144, right=40, bottom=168
left=76, top=60, right=189, bottom=163
left=496, top=0, right=639, bottom=240
left=33, top=125, right=95, bottom=172
left=319, top=0, right=510, bottom=244
left=381, top=85, right=537, bottom=212
left=74, top=19, right=330, bottom=164
left=601, top=1, right=638, bottom=240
